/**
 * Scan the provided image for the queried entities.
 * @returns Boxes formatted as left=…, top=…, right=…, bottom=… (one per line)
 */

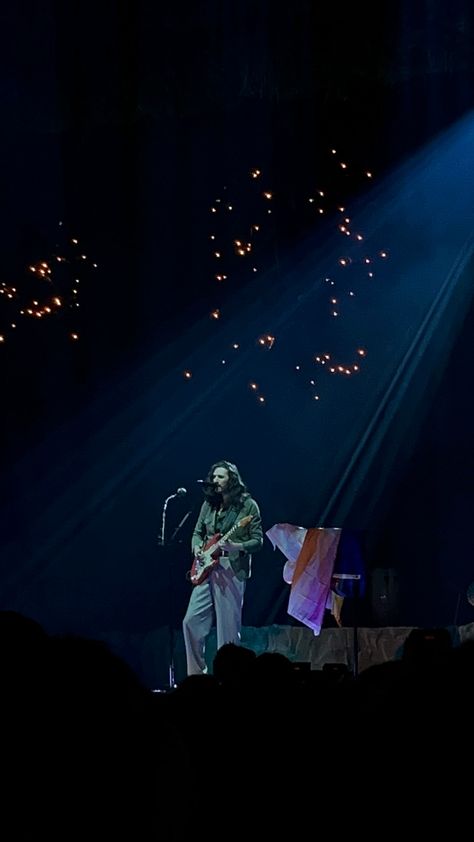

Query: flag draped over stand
left=266, top=524, right=364, bottom=634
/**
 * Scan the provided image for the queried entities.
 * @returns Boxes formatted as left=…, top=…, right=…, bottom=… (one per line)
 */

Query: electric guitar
left=189, top=515, right=253, bottom=585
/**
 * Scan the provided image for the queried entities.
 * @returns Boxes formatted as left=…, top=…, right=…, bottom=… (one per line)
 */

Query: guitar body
left=189, top=533, right=222, bottom=586
left=188, top=514, right=253, bottom=586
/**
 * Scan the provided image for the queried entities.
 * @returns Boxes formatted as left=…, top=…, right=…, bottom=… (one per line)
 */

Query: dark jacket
left=191, top=495, right=263, bottom=580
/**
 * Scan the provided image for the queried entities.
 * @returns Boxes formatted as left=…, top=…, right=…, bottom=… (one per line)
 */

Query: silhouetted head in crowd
left=213, top=642, right=256, bottom=688
left=402, top=627, right=452, bottom=666
left=0, top=610, right=49, bottom=687
left=0, top=610, right=47, bottom=646
left=250, top=651, right=298, bottom=693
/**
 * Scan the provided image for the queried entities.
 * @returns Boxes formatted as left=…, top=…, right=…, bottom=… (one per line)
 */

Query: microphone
left=176, top=487, right=187, bottom=497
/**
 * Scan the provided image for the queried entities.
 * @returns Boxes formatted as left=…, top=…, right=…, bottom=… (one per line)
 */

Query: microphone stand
left=157, top=491, right=189, bottom=690
left=169, top=511, right=191, bottom=544
left=159, top=492, right=178, bottom=549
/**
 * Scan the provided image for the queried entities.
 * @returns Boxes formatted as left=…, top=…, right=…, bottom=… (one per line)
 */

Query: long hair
left=202, top=460, right=249, bottom=508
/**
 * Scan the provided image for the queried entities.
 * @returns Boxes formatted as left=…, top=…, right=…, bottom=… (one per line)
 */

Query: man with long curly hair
left=182, top=460, right=263, bottom=675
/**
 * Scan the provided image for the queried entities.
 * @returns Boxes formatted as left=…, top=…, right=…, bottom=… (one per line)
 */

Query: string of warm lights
left=209, top=169, right=266, bottom=293
left=182, top=148, right=389, bottom=405
left=0, top=222, right=97, bottom=345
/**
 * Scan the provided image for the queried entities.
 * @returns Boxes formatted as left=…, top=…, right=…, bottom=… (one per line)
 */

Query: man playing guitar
left=182, top=460, right=263, bottom=676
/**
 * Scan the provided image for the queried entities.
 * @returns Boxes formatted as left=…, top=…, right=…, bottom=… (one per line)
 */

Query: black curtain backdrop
left=1, top=1, right=474, bottom=684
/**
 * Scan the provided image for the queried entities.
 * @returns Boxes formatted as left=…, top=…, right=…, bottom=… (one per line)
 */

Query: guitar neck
left=218, top=523, right=237, bottom=547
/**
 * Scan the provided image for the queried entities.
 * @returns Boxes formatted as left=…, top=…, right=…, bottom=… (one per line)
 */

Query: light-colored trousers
left=182, top=561, right=246, bottom=676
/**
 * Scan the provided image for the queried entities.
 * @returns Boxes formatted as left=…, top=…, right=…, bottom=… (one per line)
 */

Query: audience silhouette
left=1, top=611, right=471, bottom=838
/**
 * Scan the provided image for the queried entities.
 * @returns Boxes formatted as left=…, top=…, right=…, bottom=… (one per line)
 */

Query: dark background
left=1, top=1, right=474, bottom=684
